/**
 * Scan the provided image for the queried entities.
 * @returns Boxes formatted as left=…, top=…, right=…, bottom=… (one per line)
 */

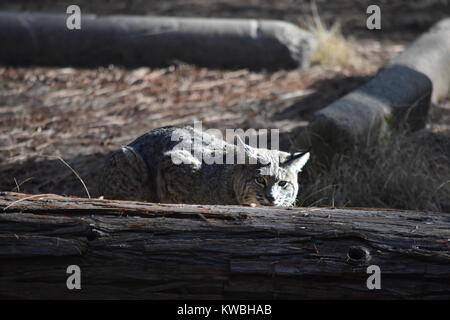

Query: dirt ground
left=0, top=63, right=374, bottom=197
left=0, top=1, right=449, bottom=208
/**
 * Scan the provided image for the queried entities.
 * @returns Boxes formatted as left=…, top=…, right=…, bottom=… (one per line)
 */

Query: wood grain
left=0, top=192, right=449, bottom=299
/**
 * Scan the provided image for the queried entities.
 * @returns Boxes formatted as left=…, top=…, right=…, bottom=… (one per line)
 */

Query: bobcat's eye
left=278, top=181, right=288, bottom=187
left=255, top=177, right=266, bottom=185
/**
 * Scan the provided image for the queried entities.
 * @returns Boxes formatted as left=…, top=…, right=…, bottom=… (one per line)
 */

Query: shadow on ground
left=0, top=153, right=109, bottom=198
left=274, top=75, right=372, bottom=122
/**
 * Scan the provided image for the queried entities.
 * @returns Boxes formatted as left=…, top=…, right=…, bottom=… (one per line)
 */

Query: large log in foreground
left=0, top=192, right=449, bottom=299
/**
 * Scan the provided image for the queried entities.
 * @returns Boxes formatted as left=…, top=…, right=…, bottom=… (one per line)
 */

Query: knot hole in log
left=346, top=246, right=371, bottom=265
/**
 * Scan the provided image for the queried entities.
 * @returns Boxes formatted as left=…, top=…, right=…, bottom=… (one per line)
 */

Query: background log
left=0, top=13, right=316, bottom=70
left=0, top=192, right=449, bottom=299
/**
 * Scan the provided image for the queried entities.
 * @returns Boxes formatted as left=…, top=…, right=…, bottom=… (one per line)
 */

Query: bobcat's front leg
left=156, top=150, right=202, bottom=204
left=98, top=146, right=153, bottom=201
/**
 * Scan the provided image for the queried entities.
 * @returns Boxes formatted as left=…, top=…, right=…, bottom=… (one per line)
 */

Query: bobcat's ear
left=285, top=151, right=310, bottom=173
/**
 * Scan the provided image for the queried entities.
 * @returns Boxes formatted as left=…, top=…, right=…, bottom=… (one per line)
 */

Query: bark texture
left=0, top=192, right=449, bottom=299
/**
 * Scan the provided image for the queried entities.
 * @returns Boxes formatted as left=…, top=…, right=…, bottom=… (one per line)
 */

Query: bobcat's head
left=233, top=142, right=310, bottom=207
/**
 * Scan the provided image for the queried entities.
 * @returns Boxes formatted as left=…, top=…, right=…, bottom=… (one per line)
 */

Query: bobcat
left=98, top=126, right=310, bottom=207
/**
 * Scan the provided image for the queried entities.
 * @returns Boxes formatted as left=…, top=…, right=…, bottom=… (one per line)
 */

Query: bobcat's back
left=98, top=125, right=310, bottom=207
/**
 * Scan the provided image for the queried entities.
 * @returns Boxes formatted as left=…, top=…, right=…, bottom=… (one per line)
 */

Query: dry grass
left=306, top=3, right=362, bottom=68
left=298, top=130, right=450, bottom=212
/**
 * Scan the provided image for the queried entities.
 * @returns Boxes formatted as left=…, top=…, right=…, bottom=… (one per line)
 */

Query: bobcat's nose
left=266, top=195, right=275, bottom=203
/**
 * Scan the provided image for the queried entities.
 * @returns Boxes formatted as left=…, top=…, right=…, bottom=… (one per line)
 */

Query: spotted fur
left=98, top=126, right=310, bottom=207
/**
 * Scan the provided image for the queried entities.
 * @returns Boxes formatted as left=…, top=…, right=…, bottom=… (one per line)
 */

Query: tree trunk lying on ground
left=0, top=192, right=449, bottom=299
left=0, top=13, right=316, bottom=70
left=294, top=18, right=450, bottom=160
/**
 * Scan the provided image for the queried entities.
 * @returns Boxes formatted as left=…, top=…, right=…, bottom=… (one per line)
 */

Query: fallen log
left=0, top=192, right=449, bottom=299
left=294, top=18, right=450, bottom=159
left=0, top=13, right=316, bottom=70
